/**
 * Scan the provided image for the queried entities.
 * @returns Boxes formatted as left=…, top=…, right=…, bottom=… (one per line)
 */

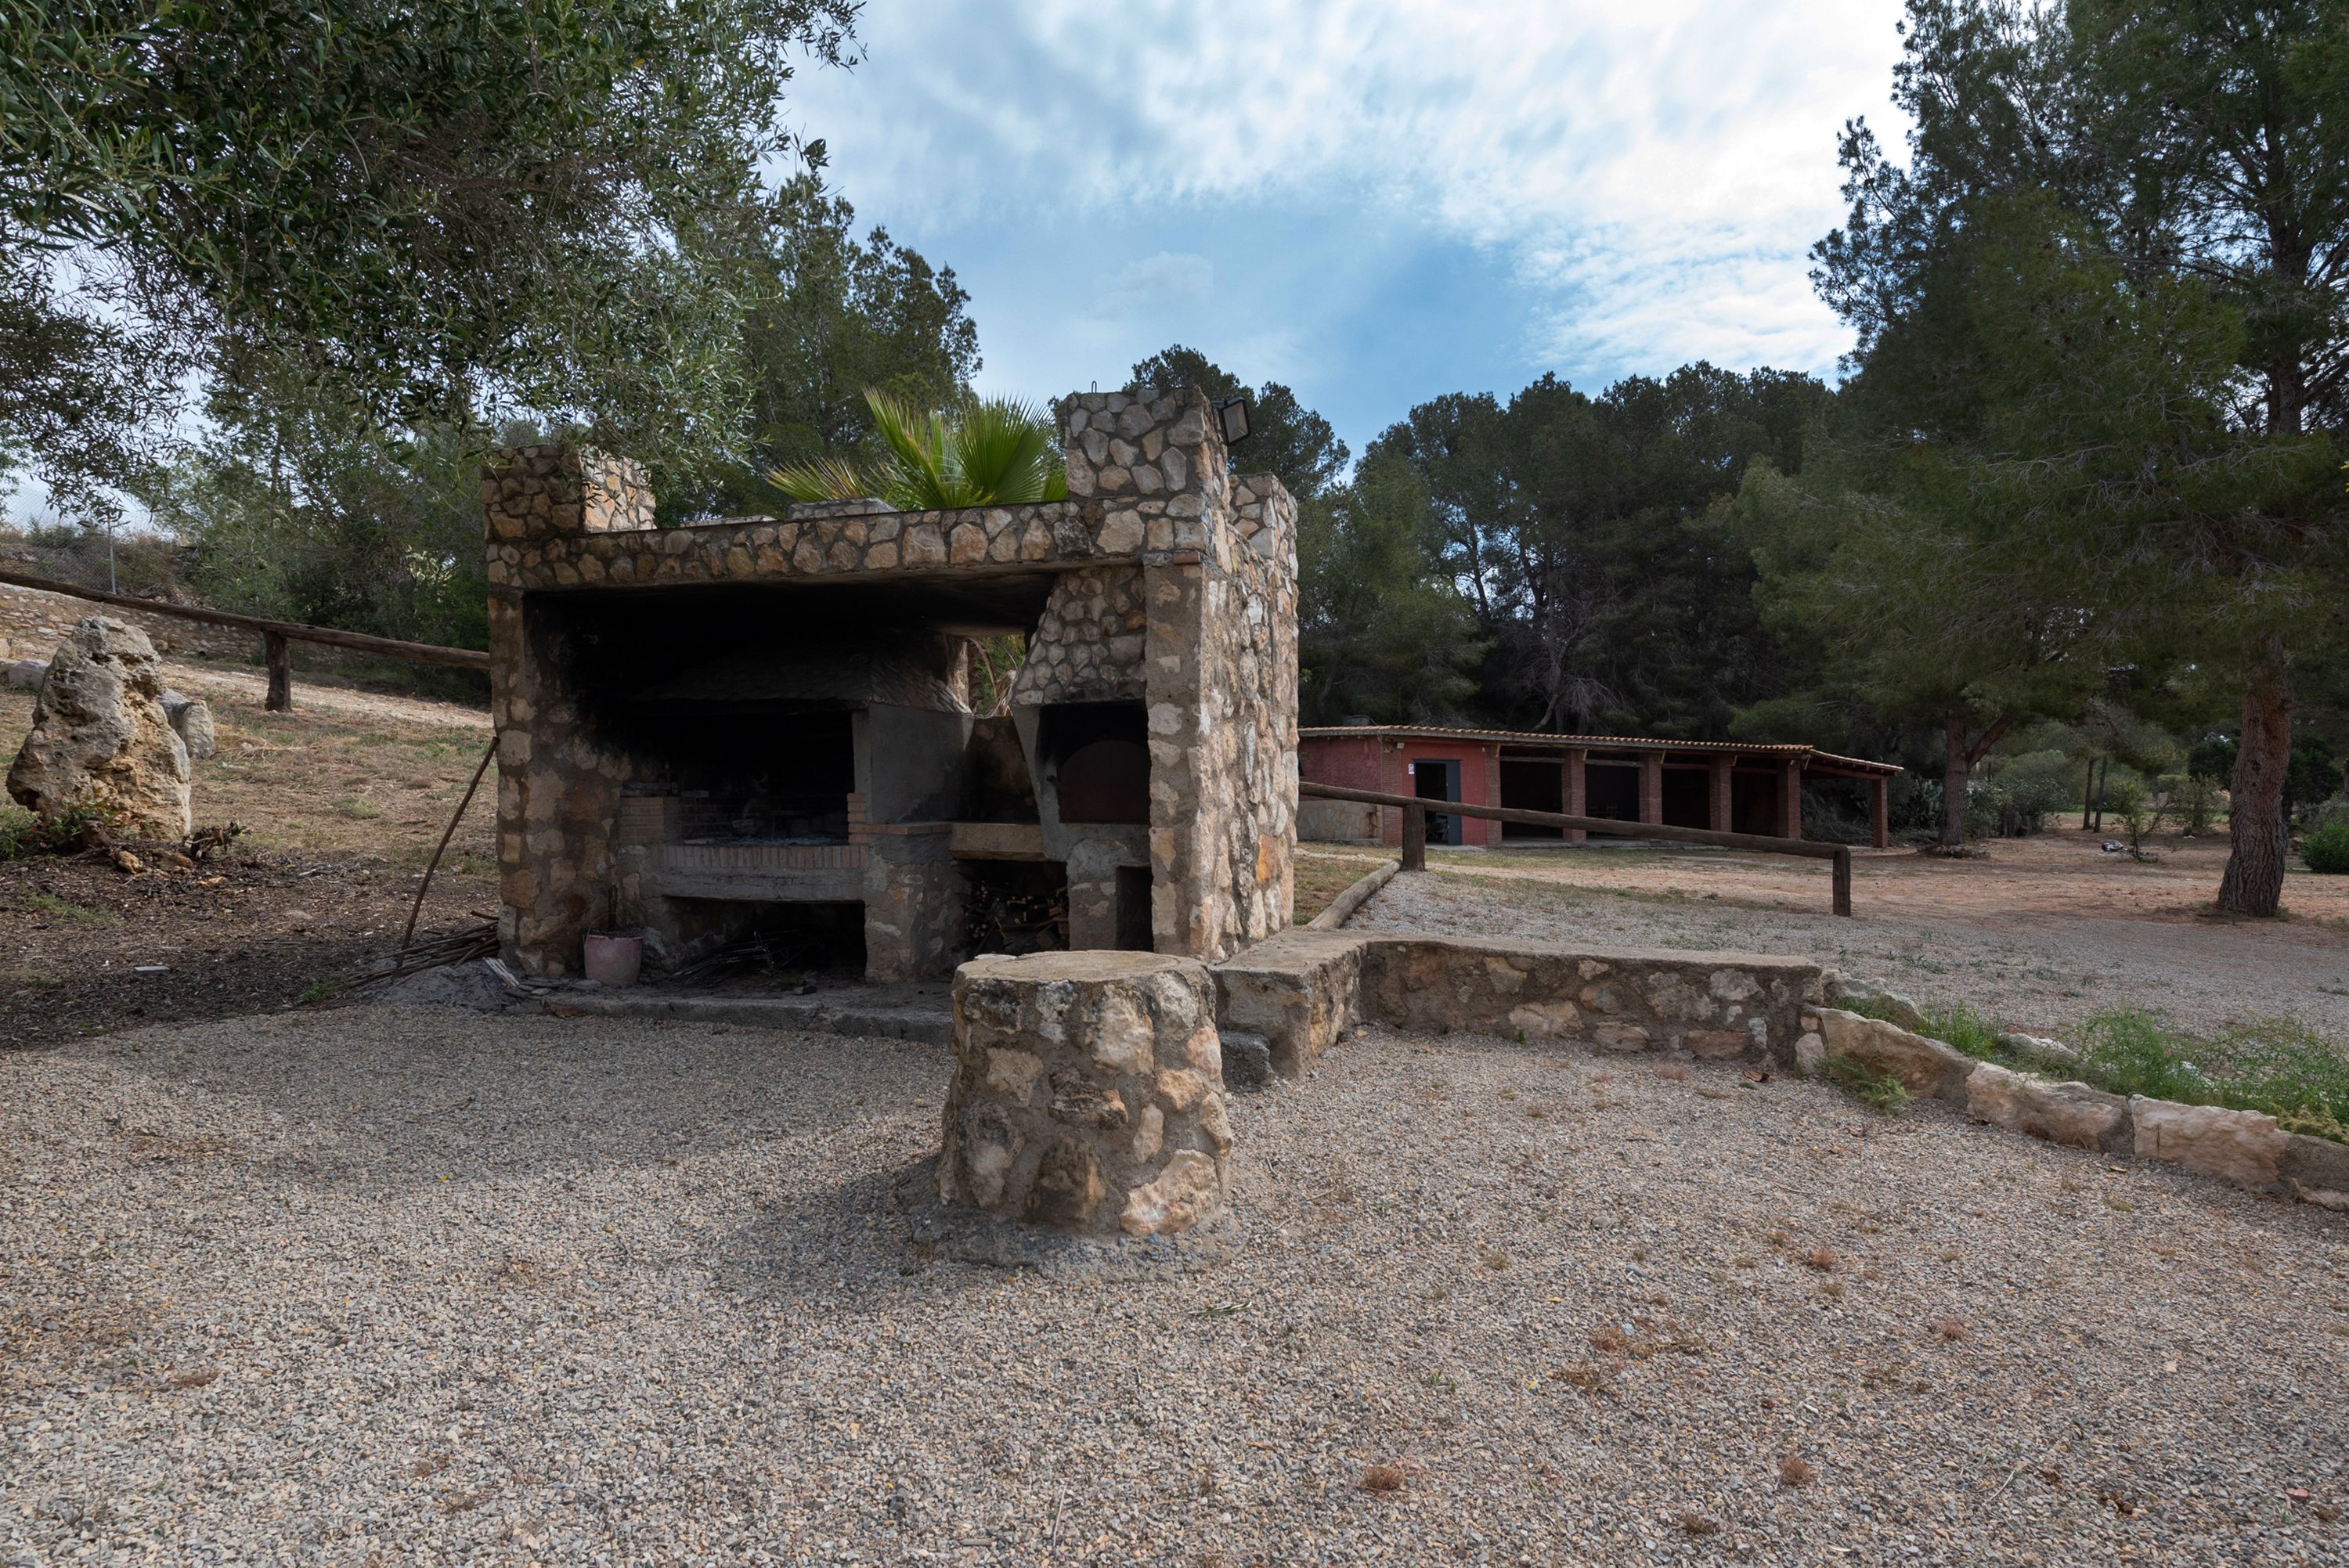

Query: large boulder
left=5, top=618, right=191, bottom=839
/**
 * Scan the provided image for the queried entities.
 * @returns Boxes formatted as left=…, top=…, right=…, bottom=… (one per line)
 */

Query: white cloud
left=1092, top=251, right=1214, bottom=321
left=789, top=0, right=1907, bottom=387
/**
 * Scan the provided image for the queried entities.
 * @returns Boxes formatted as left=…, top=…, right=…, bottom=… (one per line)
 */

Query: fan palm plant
left=770, top=390, right=1067, bottom=509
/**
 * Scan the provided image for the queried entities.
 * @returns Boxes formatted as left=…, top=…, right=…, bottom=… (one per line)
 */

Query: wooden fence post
left=1832, top=847, right=1853, bottom=917
left=264, top=630, right=293, bottom=712
left=1402, top=801, right=1427, bottom=873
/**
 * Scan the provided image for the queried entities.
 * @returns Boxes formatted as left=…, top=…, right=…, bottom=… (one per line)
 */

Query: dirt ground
left=1, top=665, right=495, bottom=1050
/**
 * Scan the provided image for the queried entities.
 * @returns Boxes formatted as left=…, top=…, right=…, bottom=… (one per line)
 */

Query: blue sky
left=784, top=0, right=1914, bottom=459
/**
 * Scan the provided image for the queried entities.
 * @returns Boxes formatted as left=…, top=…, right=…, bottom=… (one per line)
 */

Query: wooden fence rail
left=1297, top=780, right=1854, bottom=917
left=0, top=567, right=489, bottom=712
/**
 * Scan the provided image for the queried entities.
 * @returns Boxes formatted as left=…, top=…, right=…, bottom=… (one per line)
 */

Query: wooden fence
left=1297, top=780, right=1855, bottom=917
left=0, top=568, right=489, bottom=712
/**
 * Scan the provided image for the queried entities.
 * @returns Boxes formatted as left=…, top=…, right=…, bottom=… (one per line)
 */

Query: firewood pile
left=964, top=882, right=1068, bottom=956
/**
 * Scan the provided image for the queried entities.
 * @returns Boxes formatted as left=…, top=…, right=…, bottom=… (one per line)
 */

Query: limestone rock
left=1994, top=1031, right=2080, bottom=1070
left=2130, top=1098, right=2286, bottom=1188
left=5, top=658, right=45, bottom=691
left=2281, top=1132, right=2349, bottom=1209
left=5, top=618, right=190, bottom=838
left=1507, top=1000, right=1581, bottom=1037
left=1120, top=1150, right=1222, bottom=1237
left=1831, top=978, right=1928, bottom=1033
left=1964, top=1064, right=2129, bottom=1151
left=160, top=690, right=216, bottom=762
left=1816, top=1008, right=1974, bottom=1101
left=1793, top=1031, right=1826, bottom=1077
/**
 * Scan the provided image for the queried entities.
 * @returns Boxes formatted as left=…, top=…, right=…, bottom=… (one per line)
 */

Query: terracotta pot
left=582, top=932, right=644, bottom=987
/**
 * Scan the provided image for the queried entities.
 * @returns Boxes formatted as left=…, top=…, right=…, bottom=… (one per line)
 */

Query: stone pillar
left=1709, top=756, right=1734, bottom=833
left=484, top=445, right=651, bottom=978
left=1638, top=754, right=1664, bottom=827
left=1871, top=776, right=1891, bottom=849
left=1060, top=390, right=1297, bottom=962
left=1781, top=760, right=1805, bottom=840
left=863, top=825, right=959, bottom=981
left=1561, top=748, right=1586, bottom=843
left=939, top=951, right=1232, bottom=1237
left=483, top=444, right=655, bottom=543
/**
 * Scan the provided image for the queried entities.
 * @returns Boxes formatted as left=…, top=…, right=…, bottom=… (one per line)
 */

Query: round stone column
left=938, top=951, right=1233, bottom=1237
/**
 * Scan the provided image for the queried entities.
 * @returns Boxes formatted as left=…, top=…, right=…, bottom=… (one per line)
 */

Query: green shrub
left=1919, top=1003, right=2003, bottom=1062
left=2302, top=818, right=2349, bottom=874
left=2074, top=1010, right=2214, bottom=1104
left=0, top=804, right=39, bottom=860
left=2073, top=1007, right=2349, bottom=1143
left=1823, top=1054, right=1911, bottom=1115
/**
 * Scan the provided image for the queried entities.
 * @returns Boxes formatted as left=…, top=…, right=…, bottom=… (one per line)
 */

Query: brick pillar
left=1781, top=761, right=1805, bottom=840
left=1638, top=754, right=1664, bottom=827
left=1480, top=745, right=1503, bottom=847
left=1709, top=756, right=1734, bottom=833
left=1871, top=776, right=1890, bottom=849
left=1562, top=749, right=1586, bottom=843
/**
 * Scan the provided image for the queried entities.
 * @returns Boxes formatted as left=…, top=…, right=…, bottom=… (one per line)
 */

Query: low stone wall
left=1212, top=928, right=1369, bottom=1083
left=1203, top=930, right=1824, bottom=1082
left=939, top=951, right=1233, bottom=1238
left=1803, top=1004, right=2349, bottom=1208
left=1, top=582, right=254, bottom=667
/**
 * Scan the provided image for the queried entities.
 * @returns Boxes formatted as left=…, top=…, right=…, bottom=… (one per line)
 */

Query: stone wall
left=0, top=583, right=258, bottom=668
left=1009, top=565, right=1146, bottom=706
left=489, top=496, right=1103, bottom=593
left=863, top=826, right=960, bottom=982
left=939, top=951, right=1232, bottom=1237
left=1204, top=930, right=1824, bottom=1080
left=1060, top=388, right=1297, bottom=962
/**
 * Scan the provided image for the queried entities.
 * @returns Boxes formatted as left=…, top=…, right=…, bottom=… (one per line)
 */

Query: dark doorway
left=1662, top=767, right=1709, bottom=830
left=1584, top=761, right=1639, bottom=827
left=1411, top=757, right=1463, bottom=845
left=1115, top=865, right=1153, bottom=951
left=1499, top=758, right=1563, bottom=840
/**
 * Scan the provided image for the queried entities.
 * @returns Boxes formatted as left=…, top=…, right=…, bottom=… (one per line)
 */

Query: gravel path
left=5, top=1005, right=2347, bottom=1564
left=1355, top=865, right=2349, bottom=1042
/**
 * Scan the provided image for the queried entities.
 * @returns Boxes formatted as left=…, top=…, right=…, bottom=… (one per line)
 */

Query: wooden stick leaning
left=399, top=737, right=499, bottom=955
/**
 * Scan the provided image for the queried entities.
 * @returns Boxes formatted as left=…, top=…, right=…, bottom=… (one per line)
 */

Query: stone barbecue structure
left=484, top=387, right=1297, bottom=983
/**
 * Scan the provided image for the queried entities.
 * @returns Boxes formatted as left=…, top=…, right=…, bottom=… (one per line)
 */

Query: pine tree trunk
left=1941, top=709, right=1969, bottom=848
left=2217, top=629, right=2293, bottom=917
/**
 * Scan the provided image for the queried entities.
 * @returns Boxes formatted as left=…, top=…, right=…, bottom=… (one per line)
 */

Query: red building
left=1297, top=725, right=1901, bottom=849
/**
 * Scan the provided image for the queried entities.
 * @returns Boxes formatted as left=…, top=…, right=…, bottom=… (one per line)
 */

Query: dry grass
left=1292, top=850, right=1385, bottom=925
left=1, top=674, right=492, bottom=867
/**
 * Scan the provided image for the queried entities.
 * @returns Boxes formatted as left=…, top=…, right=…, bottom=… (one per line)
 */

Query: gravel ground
left=6, top=1005, right=2348, bottom=1565
left=1354, top=864, right=2349, bottom=1042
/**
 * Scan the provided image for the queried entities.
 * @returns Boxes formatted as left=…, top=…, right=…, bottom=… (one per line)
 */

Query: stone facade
left=1009, top=565, right=1146, bottom=706
left=938, top=951, right=1232, bottom=1237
